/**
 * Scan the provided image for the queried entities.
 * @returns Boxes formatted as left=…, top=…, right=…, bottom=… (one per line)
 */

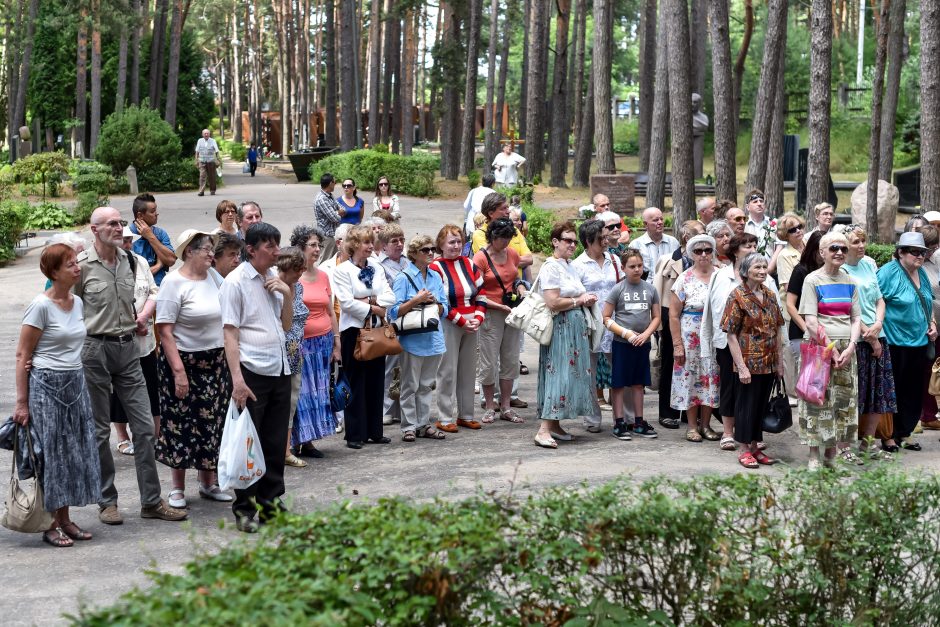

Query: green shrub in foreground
left=0, top=199, right=27, bottom=262
left=72, top=467, right=940, bottom=626
left=866, top=243, right=895, bottom=267
left=309, top=149, right=439, bottom=198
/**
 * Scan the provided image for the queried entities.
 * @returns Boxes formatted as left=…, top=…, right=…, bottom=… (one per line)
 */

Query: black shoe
left=366, top=436, right=391, bottom=444
left=658, top=417, right=680, bottom=429
left=901, top=440, right=922, bottom=451
left=296, top=444, right=325, bottom=458
left=346, top=441, right=363, bottom=449
left=612, top=422, right=633, bottom=441
left=197, top=192, right=205, bottom=196
left=882, top=441, right=900, bottom=453
left=235, top=516, right=259, bottom=533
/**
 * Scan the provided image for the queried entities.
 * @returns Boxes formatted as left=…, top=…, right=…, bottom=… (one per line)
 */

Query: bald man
left=725, top=207, right=746, bottom=236
left=632, top=207, right=679, bottom=277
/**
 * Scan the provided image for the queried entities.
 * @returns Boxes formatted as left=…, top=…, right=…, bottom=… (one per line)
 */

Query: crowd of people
left=9, top=175, right=940, bottom=546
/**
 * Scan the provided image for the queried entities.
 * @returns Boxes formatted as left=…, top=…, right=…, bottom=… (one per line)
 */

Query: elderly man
left=632, top=207, right=679, bottom=277
left=314, top=173, right=346, bottom=263
left=696, top=197, right=716, bottom=226
left=195, top=128, right=221, bottom=196
left=75, top=207, right=187, bottom=525
left=129, top=192, right=176, bottom=286
left=725, top=207, right=747, bottom=236
left=463, top=173, right=497, bottom=236
left=237, top=201, right=263, bottom=239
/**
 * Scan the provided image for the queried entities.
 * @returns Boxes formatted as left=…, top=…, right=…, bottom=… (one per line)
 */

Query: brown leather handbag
left=354, top=314, right=402, bottom=361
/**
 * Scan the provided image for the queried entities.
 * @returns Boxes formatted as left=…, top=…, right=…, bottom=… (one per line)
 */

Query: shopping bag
left=217, top=399, right=265, bottom=491
left=796, top=341, right=833, bottom=406
left=242, top=161, right=251, bottom=174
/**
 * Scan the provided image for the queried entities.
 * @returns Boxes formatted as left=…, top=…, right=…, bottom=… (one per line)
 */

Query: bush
left=227, top=142, right=247, bottom=162
left=137, top=159, right=200, bottom=192
left=309, top=149, right=439, bottom=197
left=70, top=160, right=115, bottom=197
left=866, top=243, right=895, bottom=267
left=17, top=201, right=74, bottom=230
left=11, top=152, right=70, bottom=200
left=72, top=467, right=940, bottom=625
left=523, top=203, right=558, bottom=254
left=95, top=105, right=183, bottom=175
left=73, top=191, right=106, bottom=225
left=0, top=200, right=27, bottom=262
left=496, top=182, right=534, bottom=204
left=466, top=169, right=480, bottom=190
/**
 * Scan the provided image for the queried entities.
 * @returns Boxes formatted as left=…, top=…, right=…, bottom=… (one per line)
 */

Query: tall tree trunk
left=571, top=0, right=587, bottom=151
left=878, top=0, right=906, bottom=181
left=6, top=0, right=23, bottom=155
left=524, top=0, right=547, bottom=179
left=163, top=0, right=183, bottom=129
left=709, top=0, right=736, bottom=204
left=592, top=0, right=615, bottom=174
left=388, top=14, right=401, bottom=152
left=324, top=0, right=338, bottom=146
left=689, top=0, right=706, bottom=96
left=75, top=7, right=88, bottom=158
left=647, top=0, right=670, bottom=212
left=149, top=0, right=168, bottom=109
left=744, top=0, right=787, bottom=193
left=401, top=7, right=416, bottom=154
left=495, top=5, right=513, bottom=144
left=807, top=0, right=833, bottom=222
left=89, top=0, right=102, bottom=154
left=549, top=0, right=571, bottom=187
left=115, top=3, right=129, bottom=113
left=380, top=0, right=396, bottom=145
left=439, top=0, right=462, bottom=179
left=459, top=0, right=482, bottom=175
left=232, top=11, right=243, bottom=142
left=866, top=0, right=891, bottom=242
left=637, top=0, right=656, bottom=171
left=765, top=25, right=787, bottom=217
left=483, top=0, right=500, bottom=170
left=518, top=0, right=530, bottom=141
left=367, top=0, right=382, bottom=145
left=340, top=0, right=357, bottom=150
left=733, top=0, right=754, bottom=129
left=665, top=0, right=694, bottom=223
left=11, top=0, right=38, bottom=138
left=572, top=67, right=594, bottom=187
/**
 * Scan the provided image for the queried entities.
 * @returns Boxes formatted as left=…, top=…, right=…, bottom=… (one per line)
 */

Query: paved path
left=0, top=164, right=937, bottom=624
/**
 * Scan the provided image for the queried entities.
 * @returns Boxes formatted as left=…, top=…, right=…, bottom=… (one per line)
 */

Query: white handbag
left=392, top=273, right=441, bottom=336
left=506, top=273, right=554, bottom=345
left=2, top=427, right=54, bottom=534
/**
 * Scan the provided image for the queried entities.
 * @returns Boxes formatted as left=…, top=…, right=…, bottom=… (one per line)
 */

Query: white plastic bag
left=217, top=399, right=265, bottom=491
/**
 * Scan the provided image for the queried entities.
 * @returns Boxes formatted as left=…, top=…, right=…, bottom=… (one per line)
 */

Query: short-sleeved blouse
left=720, top=283, right=785, bottom=374
left=842, top=256, right=884, bottom=337
left=671, top=269, right=712, bottom=312
left=537, top=257, right=586, bottom=298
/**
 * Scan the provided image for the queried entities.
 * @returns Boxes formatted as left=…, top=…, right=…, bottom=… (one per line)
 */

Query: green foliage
left=309, top=149, right=439, bottom=197
left=11, top=152, right=70, bottom=201
left=612, top=119, right=639, bottom=155
left=0, top=200, right=28, bottom=262
left=73, top=192, right=105, bottom=225
left=496, top=182, right=534, bottom=204
left=896, top=109, right=921, bottom=168
left=16, top=201, right=75, bottom=230
left=70, top=160, right=119, bottom=197
left=228, top=142, right=247, bottom=162
left=95, top=105, right=183, bottom=174
left=137, top=159, right=200, bottom=192
left=523, top=204, right=559, bottom=254
left=73, top=468, right=940, bottom=626
left=0, top=166, right=16, bottom=202
left=866, top=243, right=895, bottom=267
left=371, top=142, right=389, bottom=154
left=466, top=169, right=480, bottom=190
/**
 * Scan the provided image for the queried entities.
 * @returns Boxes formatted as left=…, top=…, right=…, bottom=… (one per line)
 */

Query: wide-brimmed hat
left=175, top=229, right=216, bottom=255
left=896, top=231, right=928, bottom=250
left=121, top=226, right=137, bottom=239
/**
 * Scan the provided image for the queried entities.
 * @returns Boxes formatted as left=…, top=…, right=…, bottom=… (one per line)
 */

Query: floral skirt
left=670, top=311, right=719, bottom=410
left=798, top=339, right=859, bottom=447
left=293, top=332, right=337, bottom=445
left=537, top=308, right=596, bottom=420
left=156, top=348, right=231, bottom=470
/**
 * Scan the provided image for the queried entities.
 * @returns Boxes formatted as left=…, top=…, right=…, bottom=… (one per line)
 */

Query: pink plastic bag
left=796, top=340, right=833, bottom=406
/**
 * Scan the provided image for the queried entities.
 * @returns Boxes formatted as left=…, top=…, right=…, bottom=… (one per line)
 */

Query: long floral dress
left=670, top=269, right=720, bottom=410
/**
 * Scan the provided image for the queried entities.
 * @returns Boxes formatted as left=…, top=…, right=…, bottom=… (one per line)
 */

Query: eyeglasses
left=828, top=245, right=848, bottom=254
left=306, top=241, right=322, bottom=249
left=194, top=246, right=215, bottom=255
left=787, top=225, right=804, bottom=234
left=901, top=247, right=928, bottom=257
left=98, top=219, right=128, bottom=228
left=222, top=209, right=236, bottom=215
left=418, top=247, right=435, bottom=254
left=559, top=237, right=578, bottom=245
left=748, top=194, right=765, bottom=203
left=691, top=247, right=714, bottom=256
left=342, top=183, right=355, bottom=188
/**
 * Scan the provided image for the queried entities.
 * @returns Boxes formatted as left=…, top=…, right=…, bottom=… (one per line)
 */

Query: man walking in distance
left=129, top=192, right=176, bottom=286
left=313, top=173, right=344, bottom=263
left=220, top=222, right=294, bottom=533
left=75, top=207, right=187, bottom=525
left=195, top=128, right=221, bottom=196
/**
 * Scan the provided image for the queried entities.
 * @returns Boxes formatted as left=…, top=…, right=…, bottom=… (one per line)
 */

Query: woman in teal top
left=877, top=231, right=937, bottom=452
left=843, top=226, right=896, bottom=458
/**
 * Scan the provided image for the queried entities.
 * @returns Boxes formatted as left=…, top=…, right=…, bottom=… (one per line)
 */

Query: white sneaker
left=198, top=484, right=234, bottom=502
left=168, top=489, right=187, bottom=508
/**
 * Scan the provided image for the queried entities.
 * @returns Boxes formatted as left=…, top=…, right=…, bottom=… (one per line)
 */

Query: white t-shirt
left=22, top=294, right=86, bottom=370
left=537, top=258, right=586, bottom=298
left=492, top=151, right=526, bottom=185
left=156, top=272, right=224, bottom=352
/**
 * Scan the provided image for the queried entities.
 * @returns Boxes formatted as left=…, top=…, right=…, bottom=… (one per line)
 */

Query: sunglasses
left=748, top=194, right=765, bottom=203
left=378, top=182, right=389, bottom=186
left=603, top=224, right=619, bottom=231
left=901, top=247, right=927, bottom=257
left=731, top=216, right=746, bottom=223
left=559, top=237, right=578, bottom=245
left=828, top=245, right=848, bottom=254
left=787, top=225, right=803, bottom=234
left=692, top=247, right=714, bottom=256
left=418, top=247, right=435, bottom=254
left=342, top=183, right=355, bottom=188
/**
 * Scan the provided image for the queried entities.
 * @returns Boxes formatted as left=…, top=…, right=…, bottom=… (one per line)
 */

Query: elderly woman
left=14, top=243, right=100, bottom=547
left=472, top=217, right=528, bottom=424
left=213, top=199, right=238, bottom=235
left=670, top=234, right=720, bottom=442
left=842, top=225, right=897, bottom=459
left=390, top=235, right=449, bottom=441
left=533, top=221, right=599, bottom=448
left=209, top=232, right=245, bottom=286
left=774, top=212, right=806, bottom=396
left=333, top=225, right=397, bottom=449
left=720, top=253, right=786, bottom=468
left=377, top=222, right=409, bottom=426
left=805, top=202, right=835, bottom=242
left=338, top=178, right=364, bottom=225
left=155, top=230, right=233, bottom=508
left=594, top=210, right=632, bottom=257
left=572, top=218, right=623, bottom=432
left=372, top=176, right=401, bottom=220
left=707, top=219, right=733, bottom=267
left=289, top=226, right=340, bottom=460
left=798, top=232, right=862, bottom=469
left=431, top=225, right=484, bottom=432
left=878, top=231, right=937, bottom=453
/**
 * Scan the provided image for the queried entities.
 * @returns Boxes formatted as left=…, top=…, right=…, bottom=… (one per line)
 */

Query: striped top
left=798, top=268, right=860, bottom=340
left=430, top=256, right=485, bottom=327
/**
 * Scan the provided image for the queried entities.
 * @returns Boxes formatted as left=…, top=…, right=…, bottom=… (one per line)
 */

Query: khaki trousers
left=437, top=322, right=478, bottom=423
left=399, top=352, right=442, bottom=433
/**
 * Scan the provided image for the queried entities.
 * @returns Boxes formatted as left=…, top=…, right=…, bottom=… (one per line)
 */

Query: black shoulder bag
left=481, top=248, right=522, bottom=308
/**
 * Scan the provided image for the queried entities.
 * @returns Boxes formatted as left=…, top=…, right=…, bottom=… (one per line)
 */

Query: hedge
left=524, top=205, right=671, bottom=255
left=308, top=149, right=439, bottom=198
left=72, top=467, right=940, bottom=626
left=0, top=199, right=27, bottom=262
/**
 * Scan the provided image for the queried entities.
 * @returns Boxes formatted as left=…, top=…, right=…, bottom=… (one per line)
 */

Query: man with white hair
left=696, top=197, right=716, bottom=226
left=632, top=207, right=679, bottom=277
left=195, top=128, right=221, bottom=196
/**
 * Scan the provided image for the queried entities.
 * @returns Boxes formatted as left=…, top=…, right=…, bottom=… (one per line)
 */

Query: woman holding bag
left=333, top=225, right=397, bottom=449
left=532, top=221, right=599, bottom=449
left=798, top=232, right=862, bottom=469
left=13, top=243, right=100, bottom=547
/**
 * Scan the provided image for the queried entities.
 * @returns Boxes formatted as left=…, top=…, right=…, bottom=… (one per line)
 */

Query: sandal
left=719, top=436, right=737, bottom=451
left=402, top=431, right=416, bottom=442
left=534, top=434, right=558, bottom=449
left=42, top=528, right=74, bottom=548
left=60, top=521, right=93, bottom=541
left=738, top=452, right=759, bottom=469
left=700, top=427, right=720, bottom=441
left=686, top=429, right=703, bottom=443
left=500, top=409, right=525, bottom=424
left=117, top=439, right=134, bottom=455
left=419, top=426, right=446, bottom=440
left=481, top=409, right=498, bottom=424
left=285, top=453, right=308, bottom=468
left=753, top=450, right=777, bottom=465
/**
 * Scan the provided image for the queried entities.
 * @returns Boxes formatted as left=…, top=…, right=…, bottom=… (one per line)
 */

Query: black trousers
left=657, top=308, right=680, bottom=420
left=733, top=373, right=774, bottom=444
left=889, top=344, right=929, bottom=442
left=249, top=160, right=257, bottom=176
left=341, top=327, right=387, bottom=443
left=232, top=366, right=291, bottom=522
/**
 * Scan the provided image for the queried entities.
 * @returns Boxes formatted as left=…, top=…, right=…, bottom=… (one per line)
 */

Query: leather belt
left=87, top=333, right=135, bottom=343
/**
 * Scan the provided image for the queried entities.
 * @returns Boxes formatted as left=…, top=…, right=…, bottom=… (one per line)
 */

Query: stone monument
left=691, top=93, right=708, bottom=180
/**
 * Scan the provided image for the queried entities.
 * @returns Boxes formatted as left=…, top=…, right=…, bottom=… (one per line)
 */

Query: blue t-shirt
left=390, top=265, right=449, bottom=356
left=247, top=147, right=258, bottom=163
left=130, top=223, right=174, bottom=286
left=877, top=259, right=934, bottom=347
left=339, top=197, right=364, bottom=225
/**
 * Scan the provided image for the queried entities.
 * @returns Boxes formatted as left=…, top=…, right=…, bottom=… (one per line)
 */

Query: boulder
left=851, top=180, right=899, bottom=243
